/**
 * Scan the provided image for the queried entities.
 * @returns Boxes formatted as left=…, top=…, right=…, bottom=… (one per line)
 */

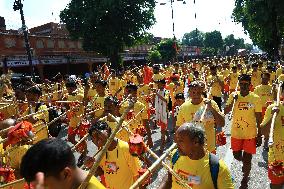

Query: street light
left=13, top=0, right=35, bottom=80
left=159, top=0, right=186, bottom=39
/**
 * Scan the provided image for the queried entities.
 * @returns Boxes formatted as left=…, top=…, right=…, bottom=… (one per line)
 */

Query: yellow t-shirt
left=22, top=104, right=49, bottom=144
left=170, top=151, right=234, bottom=189
left=153, top=73, right=165, bottom=82
left=269, top=72, right=276, bottom=84
left=226, top=92, right=262, bottom=139
left=99, top=116, right=130, bottom=142
left=87, top=88, right=97, bottom=101
left=253, top=84, right=273, bottom=108
left=137, top=84, right=151, bottom=106
left=229, top=72, right=239, bottom=90
left=91, top=95, right=106, bottom=118
left=223, top=69, right=230, bottom=79
left=108, top=78, right=121, bottom=95
left=176, top=99, right=222, bottom=152
left=0, top=102, right=16, bottom=120
left=276, top=67, right=283, bottom=78
left=99, top=140, right=140, bottom=189
left=251, top=70, right=262, bottom=88
left=207, top=75, right=224, bottom=97
left=67, top=94, right=84, bottom=128
left=87, top=176, right=106, bottom=189
left=167, top=81, right=184, bottom=105
left=5, top=145, right=29, bottom=169
left=278, top=74, right=284, bottom=82
left=261, top=104, right=284, bottom=163
left=119, top=100, right=147, bottom=132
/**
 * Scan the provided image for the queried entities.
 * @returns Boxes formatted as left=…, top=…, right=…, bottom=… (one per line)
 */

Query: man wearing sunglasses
left=225, top=74, right=262, bottom=189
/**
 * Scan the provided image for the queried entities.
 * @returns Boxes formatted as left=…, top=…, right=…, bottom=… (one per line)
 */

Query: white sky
left=0, top=0, right=252, bottom=43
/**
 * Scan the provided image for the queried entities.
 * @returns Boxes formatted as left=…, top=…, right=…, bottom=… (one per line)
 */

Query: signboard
left=4, top=60, right=39, bottom=67
left=40, top=58, right=67, bottom=65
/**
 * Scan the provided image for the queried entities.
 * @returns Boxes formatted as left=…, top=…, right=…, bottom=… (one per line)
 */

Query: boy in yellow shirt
left=88, top=121, right=141, bottom=189
left=225, top=74, right=262, bottom=188
left=120, top=84, right=153, bottom=147
left=176, top=81, right=225, bottom=153
left=250, top=63, right=262, bottom=91
left=91, top=80, right=108, bottom=121
left=253, top=72, right=274, bottom=150
left=158, top=124, right=234, bottom=189
left=261, top=98, right=284, bottom=188
left=20, top=138, right=105, bottom=189
left=207, top=65, right=224, bottom=110
left=108, top=70, right=121, bottom=96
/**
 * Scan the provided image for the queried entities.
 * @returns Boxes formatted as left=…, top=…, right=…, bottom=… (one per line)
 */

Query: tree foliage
left=232, top=0, right=284, bottom=59
left=156, top=39, right=179, bottom=62
left=203, top=30, right=223, bottom=55
left=147, top=50, right=161, bottom=64
left=181, top=29, right=204, bottom=47
left=60, top=0, right=156, bottom=68
left=224, top=34, right=246, bottom=55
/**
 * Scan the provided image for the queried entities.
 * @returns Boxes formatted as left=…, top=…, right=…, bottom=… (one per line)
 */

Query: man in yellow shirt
left=91, top=80, right=108, bottom=121
left=24, top=86, right=49, bottom=144
left=88, top=121, right=141, bottom=189
left=228, top=65, right=239, bottom=93
left=261, top=99, right=284, bottom=188
left=250, top=63, right=262, bottom=91
left=176, top=81, right=225, bottom=153
left=207, top=65, right=224, bottom=110
left=225, top=74, right=262, bottom=188
left=158, top=124, right=234, bottom=189
left=120, top=83, right=153, bottom=147
left=253, top=72, right=274, bottom=149
left=20, top=138, right=105, bottom=189
left=108, top=70, right=121, bottom=96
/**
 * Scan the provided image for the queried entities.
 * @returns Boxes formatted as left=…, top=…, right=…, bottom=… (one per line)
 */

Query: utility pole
left=13, top=0, right=35, bottom=80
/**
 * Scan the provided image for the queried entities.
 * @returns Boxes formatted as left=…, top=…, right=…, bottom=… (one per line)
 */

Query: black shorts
left=212, top=96, right=222, bottom=111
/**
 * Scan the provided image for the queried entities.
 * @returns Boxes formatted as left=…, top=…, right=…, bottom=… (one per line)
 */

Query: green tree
left=156, top=38, right=179, bottom=62
left=201, top=47, right=216, bottom=57
left=181, top=29, right=204, bottom=47
left=224, top=34, right=246, bottom=55
left=147, top=50, right=161, bottom=64
left=203, top=30, right=223, bottom=55
left=233, top=0, right=284, bottom=59
left=60, top=0, right=156, bottom=68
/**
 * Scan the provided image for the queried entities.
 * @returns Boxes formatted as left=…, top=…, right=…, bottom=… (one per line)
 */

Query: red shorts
left=262, top=107, right=267, bottom=119
left=231, top=137, right=256, bottom=154
left=268, top=166, right=284, bottom=185
left=157, top=121, right=167, bottom=131
left=68, top=127, right=86, bottom=138
left=224, top=84, right=229, bottom=93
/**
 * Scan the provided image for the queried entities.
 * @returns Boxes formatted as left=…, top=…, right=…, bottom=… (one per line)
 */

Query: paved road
left=60, top=109, right=271, bottom=188
left=146, top=114, right=271, bottom=189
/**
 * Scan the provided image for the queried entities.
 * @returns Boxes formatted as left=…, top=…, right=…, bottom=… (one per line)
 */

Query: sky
left=0, top=0, right=252, bottom=43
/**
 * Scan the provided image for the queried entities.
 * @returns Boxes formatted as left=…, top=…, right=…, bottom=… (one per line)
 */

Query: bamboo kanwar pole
left=0, top=178, right=25, bottom=188
left=200, top=87, right=212, bottom=122
left=108, top=114, right=191, bottom=189
left=71, top=133, right=89, bottom=152
left=129, top=143, right=177, bottom=189
left=269, top=82, right=282, bottom=147
left=229, top=80, right=239, bottom=120
left=77, top=99, right=134, bottom=189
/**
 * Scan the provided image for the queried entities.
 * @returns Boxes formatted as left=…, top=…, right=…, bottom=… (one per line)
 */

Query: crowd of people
left=0, top=55, right=283, bottom=189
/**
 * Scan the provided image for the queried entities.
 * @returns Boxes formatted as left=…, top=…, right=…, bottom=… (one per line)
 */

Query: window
left=47, top=39, right=55, bottom=48
left=68, top=41, right=75, bottom=49
left=5, top=38, right=16, bottom=48
left=58, top=41, right=65, bottom=48
left=36, top=40, right=44, bottom=48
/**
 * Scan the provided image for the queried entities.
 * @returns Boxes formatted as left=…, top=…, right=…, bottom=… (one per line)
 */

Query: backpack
left=171, top=150, right=219, bottom=189
left=35, top=103, right=62, bottom=137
